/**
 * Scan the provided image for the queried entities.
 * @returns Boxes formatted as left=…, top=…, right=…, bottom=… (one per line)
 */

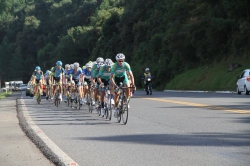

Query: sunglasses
left=118, top=60, right=124, bottom=62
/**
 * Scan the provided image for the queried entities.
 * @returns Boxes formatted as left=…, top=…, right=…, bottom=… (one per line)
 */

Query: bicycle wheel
left=104, top=102, right=108, bottom=119
left=55, top=93, right=59, bottom=107
left=37, top=93, right=41, bottom=104
left=88, top=94, right=93, bottom=113
left=121, top=95, right=128, bottom=125
left=117, top=96, right=122, bottom=123
left=74, top=96, right=78, bottom=109
left=67, top=97, right=70, bottom=106
left=108, top=94, right=112, bottom=121
left=78, top=96, right=81, bottom=110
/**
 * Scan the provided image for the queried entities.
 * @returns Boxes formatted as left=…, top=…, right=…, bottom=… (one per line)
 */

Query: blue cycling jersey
left=53, top=66, right=64, bottom=77
left=82, top=68, right=91, bottom=79
left=32, top=71, right=43, bottom=80
left=70, top=68, right=82, bottom=80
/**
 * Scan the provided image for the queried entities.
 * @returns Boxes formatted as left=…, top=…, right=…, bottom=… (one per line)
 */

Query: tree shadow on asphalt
left=75, top=131, right=250, bottom=147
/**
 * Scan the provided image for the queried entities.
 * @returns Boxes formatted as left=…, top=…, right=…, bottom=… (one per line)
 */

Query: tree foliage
left=0, top=0, right=249, bottom=88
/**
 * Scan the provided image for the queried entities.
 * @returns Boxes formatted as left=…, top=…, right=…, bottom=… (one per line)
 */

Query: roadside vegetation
left=0, top=91, right=12, bottom=99
left=0, top=0, right=249, bottom=90
left=166, top=54, right=250, bottom=91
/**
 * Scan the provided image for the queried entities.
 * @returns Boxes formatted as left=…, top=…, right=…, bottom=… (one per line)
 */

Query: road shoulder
left=0, top=92, right=54, bottom=166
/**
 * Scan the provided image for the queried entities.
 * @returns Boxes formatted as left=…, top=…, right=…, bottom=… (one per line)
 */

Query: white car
left=236, top=69, right=250, bottom=95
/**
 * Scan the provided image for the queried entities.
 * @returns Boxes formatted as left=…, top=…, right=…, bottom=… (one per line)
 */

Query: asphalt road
left=19, top=91, right=250, bottom=166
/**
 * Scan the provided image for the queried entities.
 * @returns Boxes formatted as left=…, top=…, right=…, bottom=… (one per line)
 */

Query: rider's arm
left=128, top=71, right=135, bottom=86
left=110, top=73, right=116, bottom=87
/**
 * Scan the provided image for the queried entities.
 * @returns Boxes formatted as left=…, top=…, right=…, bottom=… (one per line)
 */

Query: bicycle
left=46, top=84, right=52, bottom=102
left=86, top=83, right=94, bottom=113
left=72, top=84, right=81, bottom=110
left=103, top=85, right=113, bottom=120
left=54, top=83, right=61, bottom=107
left=96, top=85, right=102, bottom=116
left=35, top=84, right=42, bottom=104
left=116, top=83, right=134, bottom=125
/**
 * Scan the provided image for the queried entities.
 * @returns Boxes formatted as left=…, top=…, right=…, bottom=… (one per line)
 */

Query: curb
left=164, top=90, right=236, bottom=93
left=16, top=93, right=79, bottom=166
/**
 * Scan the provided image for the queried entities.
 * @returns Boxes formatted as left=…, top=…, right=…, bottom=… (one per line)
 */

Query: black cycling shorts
left=101, top=79, right=109, bottom=86
left=114, top=76, right=125, bottom=86
left=54, top=77, right=61, bottom=83
left=35, top=79, right=41, bottom=84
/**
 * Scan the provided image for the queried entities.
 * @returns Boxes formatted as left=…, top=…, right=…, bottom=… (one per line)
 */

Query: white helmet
left=105, top=59, right=113, bottom=67
left=115, top=53, right=125, bottom=60
left=145, top=68, right=150, bottom=72
left=74, top=62, right=80, bottom=69
left=70, top=64, right=74, bottom=70
left=86, top=63, right=92, bottom=68
left=65, top=64, right=70, bottom=69
left=96, top=57, right=104, bottom=63
left=97, top=62, right=105, bottom=68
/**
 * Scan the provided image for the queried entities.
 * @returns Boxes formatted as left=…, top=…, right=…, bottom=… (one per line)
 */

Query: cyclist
left=110, top=53, right=136, bottom=117
left=82, top=62, right=93, bottom=103
left=92, top=61, right=104, bottom=111
left=70, top=62, right=84, bottom=105
left=31, top=66, right=44, bottom=100
left=63, top=64, right=71, bottom=103
left=51, top=61, right=64, bottom=101
left=142, top=68, right=153, bottom=91
left=91, top=57, right=104, bottom=108
left=44, top=70, right=52, bottom=100
left=97, top=58, right=114, bottom=116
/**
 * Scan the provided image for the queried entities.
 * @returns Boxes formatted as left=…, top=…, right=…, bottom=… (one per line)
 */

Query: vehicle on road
left=16, top=84, right=27, bottom=91
left=26, top=82, right=34, bottom=97
left=236, top=69, right=250, bottom=95
left=26, top=82, right=46, bottom=97
left=145, top=76, right=153, bottom=95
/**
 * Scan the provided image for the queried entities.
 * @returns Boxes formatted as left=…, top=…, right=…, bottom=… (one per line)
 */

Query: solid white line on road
left=20, top=99, right=79, bottom=166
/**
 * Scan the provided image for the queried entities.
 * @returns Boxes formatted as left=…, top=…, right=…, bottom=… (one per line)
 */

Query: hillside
left=0, top=0, right=250, bottom=89
left=166, top=54, right=250, bottom=91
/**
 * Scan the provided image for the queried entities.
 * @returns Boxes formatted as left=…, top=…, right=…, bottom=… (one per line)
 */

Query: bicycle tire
left=37, top=94, right=41, bottom=104
left=88, top=94, right=93, bottom=113
left=117, top=95, right=122, bottom=123
left=108, top=94, right=112, bottom=121
left=67, top=97, right=70, bottom=106
left=122, top=95, right=128, bottom=125
left=78, top=96, right=81, bottom=110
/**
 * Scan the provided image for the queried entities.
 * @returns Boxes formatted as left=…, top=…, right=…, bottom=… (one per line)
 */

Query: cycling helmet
left=145, top=68, right=150, bottom=72
left=74, top=62, right=80, bottom=69
left=35, top=66, right=41, bottom=71
left=70, top=64, right=74, bottom=70
left=56, top=61, right=62, bottom=66
left=86, top=63, right=92, bottom=68
left=65, top=64, right=70, bottom=69
left=105, top=59, right=113, bottom=67
left=115, top=53, right=125, bottom=60
left=97, top=62, right=104, bottom=68
left=96, top=57, right=104, bottom=63
left=82, top=66, right=86, bottom=70
left=45, top=70, right=50, bottom=74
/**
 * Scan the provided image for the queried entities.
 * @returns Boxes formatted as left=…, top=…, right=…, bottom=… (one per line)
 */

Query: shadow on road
left=75, top=131, right=250, bottom=147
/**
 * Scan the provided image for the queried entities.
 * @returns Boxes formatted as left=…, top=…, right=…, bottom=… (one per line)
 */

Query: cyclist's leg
left=123, top=74, right=130, bottom=99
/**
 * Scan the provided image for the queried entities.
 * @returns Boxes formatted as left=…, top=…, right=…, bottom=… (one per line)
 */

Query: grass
left=0, top=91, right=12, bottom=99
left=165, top=54, right=250, bottom=91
